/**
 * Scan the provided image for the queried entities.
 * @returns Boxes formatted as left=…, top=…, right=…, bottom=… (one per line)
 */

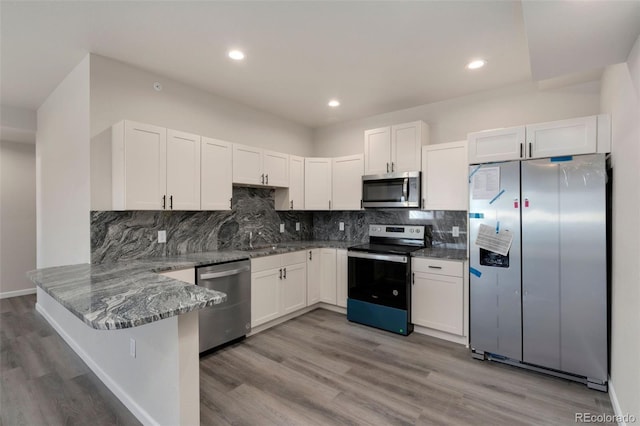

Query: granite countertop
left=28, top=239, right=466, bottom=331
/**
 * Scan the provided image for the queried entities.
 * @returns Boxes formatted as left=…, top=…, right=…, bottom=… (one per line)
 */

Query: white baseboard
left=608, top=379, right=627, bottom=426
left=1, top=287, right=36, bottom=299
left=35, top=301, right=158, bottom=426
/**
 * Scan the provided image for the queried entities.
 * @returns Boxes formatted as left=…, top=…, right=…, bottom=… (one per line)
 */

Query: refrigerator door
left=521, top=154, right=607, bottom=382
left=469, top=161, right=522, bottom=361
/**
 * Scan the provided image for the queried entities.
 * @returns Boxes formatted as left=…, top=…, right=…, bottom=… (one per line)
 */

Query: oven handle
left=347, top=251, right=408, bottom=264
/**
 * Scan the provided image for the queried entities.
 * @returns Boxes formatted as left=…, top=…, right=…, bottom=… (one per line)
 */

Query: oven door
left=347, top=251, right=410, bottom=310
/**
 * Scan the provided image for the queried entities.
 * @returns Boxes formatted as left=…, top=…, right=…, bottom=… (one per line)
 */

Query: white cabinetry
left=332, top=154, right=364, bottom=210
left=336, top=249, right=348, bottom=308
left=112, top=120, right=201, bottom=210
left=304, top=158, right=332, bottom=210
left=319, top=248, right=337, bottom=304
left=275, top=155, right=304, bottom=211
left=421, top=141, right=468, bottom=211
left=232, top=144, right=289, bottom=187
left=468, top=115, right=609, bottom=164
left=251, top=251, right=307, bottom=328
left=412, top=258, right=467, bottom=341
left=364, top=121, right=428, bottom=175
left=306, top=249, right=321, bottom=305
left=201, top=137, right=233, bottom=210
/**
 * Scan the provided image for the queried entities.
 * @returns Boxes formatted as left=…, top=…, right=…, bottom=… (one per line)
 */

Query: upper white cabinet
left=421, top=141, right=468, bottom=211
left=364, top=121, right=428, bottom=175
left=166, top=130, right=201, bottom=210
left=201, top=137, right=232, bottom=210
left=232, top=144, right=289, bottom=187
left=275, top=155, right=304, bottom=211
left=112, top=120, right=201, bottom=211
left=332, top=154, right=364, bottom=211
left=304, top=158, right=332, bottom=210
left=468, top=115, right=610, bottom=164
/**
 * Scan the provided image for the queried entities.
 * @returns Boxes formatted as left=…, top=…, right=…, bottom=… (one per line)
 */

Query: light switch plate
left=452, top=226, right=460, bottom=237
left=295, top=222, right=300, bottom=231
left=158, top=230, right=166, bottom=243
left=280, top=224, right=285, bottom=233
left=339, top=222, right=345, bottom=231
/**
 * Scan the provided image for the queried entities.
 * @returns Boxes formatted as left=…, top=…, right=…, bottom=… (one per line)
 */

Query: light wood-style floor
left=2, top=295, right=614, bottom=425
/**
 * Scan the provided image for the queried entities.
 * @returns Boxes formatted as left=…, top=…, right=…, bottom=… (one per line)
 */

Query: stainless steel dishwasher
left=196, top=259, right=251, bottom=353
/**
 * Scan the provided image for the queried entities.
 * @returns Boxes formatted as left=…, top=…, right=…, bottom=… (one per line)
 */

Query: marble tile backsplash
left=91, top=187, right=466, bottom=263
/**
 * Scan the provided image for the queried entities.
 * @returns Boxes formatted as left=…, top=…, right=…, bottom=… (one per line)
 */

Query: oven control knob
left=409, top=229, right=414, bottom=233
left=416, top=229, right=421, bottom=233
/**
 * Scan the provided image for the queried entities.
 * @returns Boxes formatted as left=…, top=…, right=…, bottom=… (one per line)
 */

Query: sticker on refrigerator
left=474, top=223, right=513, bottom=256
left=471, top=167, right=500, bottom=200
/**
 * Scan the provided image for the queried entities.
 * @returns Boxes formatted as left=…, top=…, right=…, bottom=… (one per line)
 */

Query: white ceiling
left=1, top=1, right=639, bottom=129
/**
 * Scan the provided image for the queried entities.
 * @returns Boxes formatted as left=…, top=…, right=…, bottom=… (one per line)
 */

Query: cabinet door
left=412, top=271, right=463, bottom=335
left=364, top=127, right=391, bottom=175
left=422, top=141, right=468, bottom=211
left=263, top=150, right=289, bottom=187
left=468, top=126, right=524, bottom=164
left=251, top=269, right=281, bottom=327
left=166, top=130, right=201, bottom=210
left=319, top=248, right=337, bottom=304
left=332, top=154, right=364, bottom=210
left=201, top=137, right=232, bottom=210
left=306, top=249, right=321, bottom=305
left=233, top=144, right=263, bottom=185
left=336, top=249, right=348, bottom=308
left=274, top=155, right=304, bottom=211
left=391, top=121, right=425, bottom=173
left=281, top=262, right=307, bottom=314
left=304, top=158, right=332, bottom=210
left=526, top=116, right=597, bottom=159
left=121, top=121, right=167, bottom=210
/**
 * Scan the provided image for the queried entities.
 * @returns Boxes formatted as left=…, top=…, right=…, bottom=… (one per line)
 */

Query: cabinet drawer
left=251, top=254, right=283, bottom=273
left=281, top=250, right=307, bottom=266
left=412, top=258, right=463, bottom=277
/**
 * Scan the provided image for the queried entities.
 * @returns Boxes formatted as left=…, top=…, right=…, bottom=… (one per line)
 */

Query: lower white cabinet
left=411, top=258, right=466, bottom=336
left=336, top=249, right=348, bottom=308
left=319, top=248, right=337, bottom=304
left=251, top=251, right=307, bottom=328
left=306, top=249, right=321, bottom=305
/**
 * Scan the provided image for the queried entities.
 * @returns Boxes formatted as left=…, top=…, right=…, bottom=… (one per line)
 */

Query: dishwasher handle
left=199, top=266, right=250, bottom=280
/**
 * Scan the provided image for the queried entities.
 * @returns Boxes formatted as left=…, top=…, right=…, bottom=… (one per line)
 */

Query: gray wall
left=0, top=141, right=36, bottom=296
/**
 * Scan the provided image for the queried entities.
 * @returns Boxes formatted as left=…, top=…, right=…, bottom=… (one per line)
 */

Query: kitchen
left=1, top=1, right=639, bottom=425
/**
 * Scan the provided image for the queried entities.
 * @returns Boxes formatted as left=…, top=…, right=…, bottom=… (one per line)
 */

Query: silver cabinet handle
left=529, top=142, right=532, bottom=158
left=169, top=195, right=173, bottom=210
left=162, top=195, right=166, bottom=210
left=412, top=272, right=415, bottom=284
left=283, top=267, right=287, bottom=279
left=290, top=200, right=293, bottom=209
left=391, top=162, right=395, bottom=172
left=229, top=198, right=232, bottom=209
left=386, top=162, right=389, bottom=173
left=266, top=174, right=269, bottom=185
left=329, top=200, right=331, bottom=210
left=309, top=251, right=312, bottom=260
left=279, top=268, right=283, bottom=279
left=428, top=265, right=442, bottom=269
left=261, top=174, right=265, bottom=184
left=200, top=266, right=251, bottom=280
left=520, top=143, right=524, bottom=158
left=422, top=198, right=425, bottom=209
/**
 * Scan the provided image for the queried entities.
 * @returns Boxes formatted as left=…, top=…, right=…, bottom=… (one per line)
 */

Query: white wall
left=36, top=55, right=91, bottom=267
left=90, top=54, right=313, bottom=210
left=600, top=35, right=640, bottom=421
left=313, top=80, right=601, bottom=156
left=0, top=141, right=36, bottom=297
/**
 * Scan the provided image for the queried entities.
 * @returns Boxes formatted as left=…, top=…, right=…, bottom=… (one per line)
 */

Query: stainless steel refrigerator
left=469, top=154, right=608, bottom=391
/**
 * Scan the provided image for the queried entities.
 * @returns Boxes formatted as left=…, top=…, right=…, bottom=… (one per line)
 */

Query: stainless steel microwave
left=361, top=171, right=421, bottom=208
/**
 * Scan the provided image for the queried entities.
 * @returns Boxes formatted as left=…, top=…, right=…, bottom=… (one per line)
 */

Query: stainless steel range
left=347, top=224, right=426, bottom=335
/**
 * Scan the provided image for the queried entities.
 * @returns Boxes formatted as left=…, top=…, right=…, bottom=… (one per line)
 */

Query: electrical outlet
left=295, top=222, right=300, bottom=231
left=339, top=222, right=345, bottom=231
left=130, top=338, right=136, bottom=358
left=280, top=224, right=285, bottom=233
left=158, top=230, right=166, bottom=243
left=452, top=226, right=460, bottom=237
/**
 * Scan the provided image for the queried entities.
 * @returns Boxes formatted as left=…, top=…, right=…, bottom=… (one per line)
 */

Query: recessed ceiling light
left=328, top=99, right=340, bottom=107
left=228, top=50, right=245, bottom=61
left=466, top=59, right=486, bottom=70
